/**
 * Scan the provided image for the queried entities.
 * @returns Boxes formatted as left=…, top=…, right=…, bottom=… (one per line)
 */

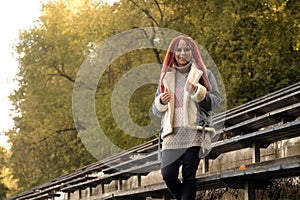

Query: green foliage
left=0, top=181, right=8, bottom=200
left=0, top=147, right=9, bottom=199
left=6, top=0, right=299, bottom=193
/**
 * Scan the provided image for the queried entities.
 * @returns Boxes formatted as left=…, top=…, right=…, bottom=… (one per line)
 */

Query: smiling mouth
left=179, top=57, right=188, bottom=61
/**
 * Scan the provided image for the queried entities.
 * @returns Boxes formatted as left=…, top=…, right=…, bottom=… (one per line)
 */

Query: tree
left=8, top=0, right=99, bottom=190
left=0, top=147, right=9, bottom=200
left=7, top=0, right=300, bottom=193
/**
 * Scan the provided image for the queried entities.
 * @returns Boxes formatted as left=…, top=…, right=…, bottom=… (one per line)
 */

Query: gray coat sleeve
left=152, top=85, right=165, bottom=118
left=198, top=70, right=221, bottom=111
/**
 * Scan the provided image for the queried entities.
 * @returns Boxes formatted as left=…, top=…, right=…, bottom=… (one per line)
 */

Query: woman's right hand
left=160, top=89, right=171, bottom=105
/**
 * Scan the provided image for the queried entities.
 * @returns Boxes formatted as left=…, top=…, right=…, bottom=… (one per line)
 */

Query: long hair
left=160, top=36, right=212, bottom=93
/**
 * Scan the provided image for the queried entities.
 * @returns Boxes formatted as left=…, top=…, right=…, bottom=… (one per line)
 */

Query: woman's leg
left=181, top=146, right=201, bottom=200
left=161, top=149, right=185, bottom=200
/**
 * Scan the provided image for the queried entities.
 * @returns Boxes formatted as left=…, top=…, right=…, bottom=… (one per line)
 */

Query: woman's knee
left=161, top=167, right=178, bottom=182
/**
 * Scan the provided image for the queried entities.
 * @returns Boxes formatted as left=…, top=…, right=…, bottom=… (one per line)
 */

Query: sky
left=0, top=0, right=49, bottom=148
left=0, top=0, right=118, bottom=149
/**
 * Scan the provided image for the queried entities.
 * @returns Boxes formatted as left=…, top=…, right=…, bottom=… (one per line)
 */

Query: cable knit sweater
left=162, top=64, right=202, bottom=150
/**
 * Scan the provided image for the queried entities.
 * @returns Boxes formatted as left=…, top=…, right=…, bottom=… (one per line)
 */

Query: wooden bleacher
left=95, top=155, right=300, bottom=200
left=7, top=82, right=300, bottom=200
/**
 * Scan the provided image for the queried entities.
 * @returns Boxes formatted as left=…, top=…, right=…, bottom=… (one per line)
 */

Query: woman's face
left=174, top=39, right=192, bottom=67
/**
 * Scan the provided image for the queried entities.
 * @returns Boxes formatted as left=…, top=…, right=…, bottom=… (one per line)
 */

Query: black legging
left=161, top=146, right=201, bottom=200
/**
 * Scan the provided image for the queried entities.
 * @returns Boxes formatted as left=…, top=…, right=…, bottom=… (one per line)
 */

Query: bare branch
left=133, top=26, right=163, bottom=64
left=128, top=0, right=159, bottom=26
left=55, top=128, right=77, bottom=134
left=51, top=63, right=75, bottom=83
left=153, top=0, right=163, bottom=24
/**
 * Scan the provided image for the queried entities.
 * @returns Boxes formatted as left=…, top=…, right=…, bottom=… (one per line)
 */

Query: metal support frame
left=88, top=187, right=93, bottom=197
left=117, top=179, right=123, bottom=191
left=202, top=157, right=209, bottom=173
left=252, top=143, right=261, bottom=163
left=137, top=174, right=142, bottom=187
left=244, top=181, right=256, bottom=200
left=100, top=183, right=105, bottom=194
left=78, top=189, right=82, bottom=199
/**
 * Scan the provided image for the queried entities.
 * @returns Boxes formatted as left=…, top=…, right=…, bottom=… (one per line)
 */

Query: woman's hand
left=160, top=89, right=171, bottom=105
left=186, top=81, right=197, bottom=94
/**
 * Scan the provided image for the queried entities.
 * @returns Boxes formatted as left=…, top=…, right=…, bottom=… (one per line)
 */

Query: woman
left=152, top=36, right=221, bottom=200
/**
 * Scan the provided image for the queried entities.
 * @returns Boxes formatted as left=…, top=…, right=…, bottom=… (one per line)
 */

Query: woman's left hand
left=186, top=81, right=197, bottom=94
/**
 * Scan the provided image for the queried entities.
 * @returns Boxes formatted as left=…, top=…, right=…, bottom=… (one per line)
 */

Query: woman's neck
left=174, top=61, right=191, bottom=74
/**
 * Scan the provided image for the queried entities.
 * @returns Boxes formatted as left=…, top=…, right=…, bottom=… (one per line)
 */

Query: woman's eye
left=176, top=48, right=191, bottom=52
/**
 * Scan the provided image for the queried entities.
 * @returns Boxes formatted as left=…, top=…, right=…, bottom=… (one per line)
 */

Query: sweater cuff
left=155, top=94, right=168, bottom=112
left=191, top=83, right=207, bottom=102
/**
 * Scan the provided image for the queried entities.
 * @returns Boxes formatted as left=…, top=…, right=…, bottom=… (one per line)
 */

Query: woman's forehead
left=178, top=39, right=188, bottom=47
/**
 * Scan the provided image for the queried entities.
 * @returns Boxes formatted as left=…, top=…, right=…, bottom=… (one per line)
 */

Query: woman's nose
left=179, top=50, right=185, bottom=54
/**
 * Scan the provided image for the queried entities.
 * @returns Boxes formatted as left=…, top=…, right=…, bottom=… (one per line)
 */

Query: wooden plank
left=102, top=151, right=157, bottom=174
left=209, top=119, right=300, bottom=159
left=214, top=90, right=300, bottom=130
left=223, top=102, right=300, bottom=136
left=213, top=82, right=300, bottom=123
left=24, top=193, right=61, bottom=200
left=35, top=139, right=158, bottom=192
left=100, top=183, right=169, bottom=200
left=22, top=139, right=158, bottom=198
left=61, top=160, right=161, bottom=193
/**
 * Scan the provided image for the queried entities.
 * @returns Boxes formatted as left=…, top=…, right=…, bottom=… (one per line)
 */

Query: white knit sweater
left=162, top=64, right=202, bottom=150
